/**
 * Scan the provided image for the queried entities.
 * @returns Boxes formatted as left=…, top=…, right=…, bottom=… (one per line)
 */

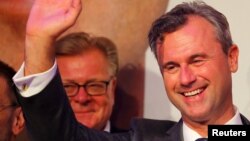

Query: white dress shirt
left=13, top=62, right=57, bottom=97
left=183, top=107, right=243, bottom=141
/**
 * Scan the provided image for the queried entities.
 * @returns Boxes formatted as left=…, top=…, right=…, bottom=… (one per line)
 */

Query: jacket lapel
left=152, top=119, right=183, bottom=141
left=240, top=114, right=250, bottom=125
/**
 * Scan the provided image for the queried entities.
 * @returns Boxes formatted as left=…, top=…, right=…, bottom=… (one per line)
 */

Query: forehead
left=0, top=76, right=11, bottom=102
left=57, top=49, right=112, bottom=80
left=58, top=48, right=109, bottom=67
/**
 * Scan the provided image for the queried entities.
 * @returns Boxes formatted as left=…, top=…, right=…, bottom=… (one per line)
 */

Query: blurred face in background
left=0, top=76, right=24, bottom=141
left=57, top=48, right=116, bottom=130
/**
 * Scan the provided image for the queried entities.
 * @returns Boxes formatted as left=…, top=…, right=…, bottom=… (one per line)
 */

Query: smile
left=183, top=88, right=203, bottom=97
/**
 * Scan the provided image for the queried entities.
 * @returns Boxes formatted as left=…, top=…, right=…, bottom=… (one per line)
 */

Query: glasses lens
left=63, top=79, right=111, bottom=97
left=0, top=103, right=18, bottom=112
left=63, top=84, right=77, bottom=96
left=86, top=82, right=107, bottom=95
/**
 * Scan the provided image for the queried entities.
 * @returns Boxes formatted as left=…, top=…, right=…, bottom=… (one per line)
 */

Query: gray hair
left=55, top=32, right=119, bottom=76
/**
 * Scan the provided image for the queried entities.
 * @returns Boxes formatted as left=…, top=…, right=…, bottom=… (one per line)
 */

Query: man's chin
left=78, top=119, right=96, bottom=128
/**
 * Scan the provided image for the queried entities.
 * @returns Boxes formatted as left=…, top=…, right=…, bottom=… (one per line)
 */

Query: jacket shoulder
left=240, top=114, right=250, bottom=125
left=130, top=118, right=176, bottom=141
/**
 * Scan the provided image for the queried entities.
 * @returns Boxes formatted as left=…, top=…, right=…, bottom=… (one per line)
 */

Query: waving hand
left=25, top=0, right=82, bottom=75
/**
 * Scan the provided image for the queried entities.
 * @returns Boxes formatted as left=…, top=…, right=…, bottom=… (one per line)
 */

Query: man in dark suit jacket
left=13, top=0, right=250, bottom=141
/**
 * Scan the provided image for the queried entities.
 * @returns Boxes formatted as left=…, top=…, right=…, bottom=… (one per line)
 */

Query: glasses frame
left=63, top=78, right=113, bottom=97
left=0, top=103, right=19, bottom=112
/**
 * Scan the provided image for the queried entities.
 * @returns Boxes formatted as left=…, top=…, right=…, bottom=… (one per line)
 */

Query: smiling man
left=55, top=32, right=121, bottom=132
left=148, top=2, right=249, bottom=140
left=152, top=14, right=238, bottom=137
left=13, top=0, right=249, bottom=141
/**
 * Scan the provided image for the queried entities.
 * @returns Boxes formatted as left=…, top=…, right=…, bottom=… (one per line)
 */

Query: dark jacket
left=16, top=72, right=250, bottom=141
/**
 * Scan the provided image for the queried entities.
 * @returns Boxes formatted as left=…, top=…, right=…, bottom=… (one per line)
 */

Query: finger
left=65, top=0, right=82, bottom=26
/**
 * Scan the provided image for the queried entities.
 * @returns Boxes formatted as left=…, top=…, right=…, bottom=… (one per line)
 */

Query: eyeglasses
left=0, top=103, right=18, bottom=112
left=63, top=78, right=113, bottom=97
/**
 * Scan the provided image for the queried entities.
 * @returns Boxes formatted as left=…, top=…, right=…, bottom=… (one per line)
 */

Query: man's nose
left=73, top=87, right=91, bottom=103
left=179, top=65, right=196, bottom=86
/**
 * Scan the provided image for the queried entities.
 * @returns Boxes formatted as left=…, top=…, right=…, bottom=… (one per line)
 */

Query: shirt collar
left=182, top=106, right=242, bottom=141
left=225, top=107, right=242, bottom=125
left=183, top=122, right=202, bottom=141
left=103, top=120, right=111, bottom=132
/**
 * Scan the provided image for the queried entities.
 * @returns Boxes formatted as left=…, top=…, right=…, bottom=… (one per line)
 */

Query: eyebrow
left=63, top=78, right=110, bottom=84
left=189, top=53, right=207, bottom=60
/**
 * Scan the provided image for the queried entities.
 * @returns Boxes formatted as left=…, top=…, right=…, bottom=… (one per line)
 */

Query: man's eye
left=163, top=64, right=178, bottom=73
left=166, top=65, right=175, bottom=70
left=192, top=59, right=205, bottom=66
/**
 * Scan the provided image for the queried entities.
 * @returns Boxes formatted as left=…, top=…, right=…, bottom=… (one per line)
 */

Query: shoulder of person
left=240, top=114, right=250, bottom=125
left=130, top=118, right=177, bottom=137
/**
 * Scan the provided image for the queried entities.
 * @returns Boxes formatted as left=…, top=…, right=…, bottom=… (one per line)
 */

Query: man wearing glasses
left=0, top=60, right=24, bottom=141
left=54, top=31, right=120, bottom=132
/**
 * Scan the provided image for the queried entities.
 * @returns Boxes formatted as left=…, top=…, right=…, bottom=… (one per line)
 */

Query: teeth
left=184, top=89, right=202, bottom=97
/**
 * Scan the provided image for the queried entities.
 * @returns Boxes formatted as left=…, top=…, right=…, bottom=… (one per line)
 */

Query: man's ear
left=228, top=44, right=239, bottom=73
left=12, top=107, right=25, bottom=135
left=111, top=77, right=117, bottom=96
left=110, top=77, right=117, bottom=106
left=111, top=77, right=117, bottom=92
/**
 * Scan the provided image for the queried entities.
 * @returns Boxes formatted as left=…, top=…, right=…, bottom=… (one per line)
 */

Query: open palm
left=26, top=0, right=82, bottom=39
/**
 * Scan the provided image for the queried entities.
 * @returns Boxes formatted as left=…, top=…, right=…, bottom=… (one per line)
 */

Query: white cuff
left=13, top=61, right=57, bottom=97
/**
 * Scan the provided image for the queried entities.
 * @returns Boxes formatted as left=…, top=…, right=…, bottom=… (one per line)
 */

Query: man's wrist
left=24, top=35, right=55, bottom=76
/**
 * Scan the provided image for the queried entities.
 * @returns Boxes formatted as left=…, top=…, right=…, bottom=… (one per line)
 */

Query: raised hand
left=27, top=0, right=82, bottom=39
left=24, top=0, right=82, bottom=75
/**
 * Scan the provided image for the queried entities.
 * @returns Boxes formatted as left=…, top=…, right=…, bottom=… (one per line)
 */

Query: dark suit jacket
left=110, top=124, right=128, bottom=133
left=16, top=72, right=250, bottom=141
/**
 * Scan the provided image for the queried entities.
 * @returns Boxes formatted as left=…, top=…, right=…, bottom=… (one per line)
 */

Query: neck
left=183, top=105, right=236, bottom=137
